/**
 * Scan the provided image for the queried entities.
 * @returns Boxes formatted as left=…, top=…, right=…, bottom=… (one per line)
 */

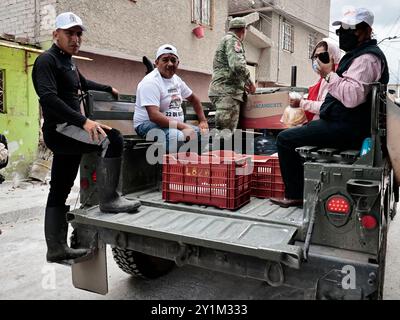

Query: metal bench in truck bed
left=67, top=85, right=397, bottom=300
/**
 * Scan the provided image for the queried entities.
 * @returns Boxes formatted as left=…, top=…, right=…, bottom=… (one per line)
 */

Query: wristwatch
left=324, top=72, right=333, bottom=83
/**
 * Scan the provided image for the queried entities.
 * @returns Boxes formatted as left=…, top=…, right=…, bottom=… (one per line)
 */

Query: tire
left=112, top=247, right=175, bottom=279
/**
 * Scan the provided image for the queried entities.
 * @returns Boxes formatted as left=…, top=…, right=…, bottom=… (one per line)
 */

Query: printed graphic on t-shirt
left=164, top=86, right=184, bottom=119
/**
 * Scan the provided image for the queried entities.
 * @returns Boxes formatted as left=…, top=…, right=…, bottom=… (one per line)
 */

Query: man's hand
left=289, top=98, right=301, bottom=108
left=317, top=57, right=335, bottom=79
left=198, top=120, right=209, bottom=135
left=111, top=87, right=119, bottom=99
left=83, top=119, right=112, bottom=143
left=245, top=82, right=256, bottom=94
left=181, top=125, right=197, bottom=142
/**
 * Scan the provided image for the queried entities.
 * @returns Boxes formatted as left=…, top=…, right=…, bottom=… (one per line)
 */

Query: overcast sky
left=329, top=0, right=400, bottom=83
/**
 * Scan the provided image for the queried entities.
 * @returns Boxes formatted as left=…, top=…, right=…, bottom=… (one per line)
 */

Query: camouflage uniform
left=209, top=21, right=252, bottom=131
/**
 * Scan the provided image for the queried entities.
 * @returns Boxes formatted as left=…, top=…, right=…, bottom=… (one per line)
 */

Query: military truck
left=66, top=82, right=398, bottom=300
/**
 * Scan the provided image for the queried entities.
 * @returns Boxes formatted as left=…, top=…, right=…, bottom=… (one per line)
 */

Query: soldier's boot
left=97, top=157, right=141, bottom=213
left=45, top=206, right=90, bottom=263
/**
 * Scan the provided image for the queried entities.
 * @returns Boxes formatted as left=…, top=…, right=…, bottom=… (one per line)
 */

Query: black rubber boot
left=45, top=206, right=90, bottom=263
left=97, top=157, right=141, bottom=213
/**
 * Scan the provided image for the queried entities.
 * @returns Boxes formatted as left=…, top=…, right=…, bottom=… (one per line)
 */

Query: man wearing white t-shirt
left=134, top=44, right=209, bottom=152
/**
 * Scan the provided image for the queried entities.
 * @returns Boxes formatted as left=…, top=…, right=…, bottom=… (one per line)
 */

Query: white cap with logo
left=55, top=12, right=87, bottom=31
left=156, top=44, right=179, bottom=61
left=333, top=7, right=374, bottom=28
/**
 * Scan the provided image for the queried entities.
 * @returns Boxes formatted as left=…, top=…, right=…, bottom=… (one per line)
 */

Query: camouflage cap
left=229, top=17, right=247, bottom=29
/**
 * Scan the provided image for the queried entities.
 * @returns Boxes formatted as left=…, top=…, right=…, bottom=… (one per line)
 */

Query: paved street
left=0, top=181, right=399, bottom=300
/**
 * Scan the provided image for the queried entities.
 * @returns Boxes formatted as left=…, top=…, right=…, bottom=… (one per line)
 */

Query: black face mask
left=338, top=29, right=359, bottom=52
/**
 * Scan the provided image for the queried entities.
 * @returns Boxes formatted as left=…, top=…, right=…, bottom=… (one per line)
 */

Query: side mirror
left=388, top=89, right=396, bottom=95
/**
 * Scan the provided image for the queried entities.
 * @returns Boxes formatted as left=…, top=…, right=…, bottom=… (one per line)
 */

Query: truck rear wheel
left=112, top=247, right=175, bottom=279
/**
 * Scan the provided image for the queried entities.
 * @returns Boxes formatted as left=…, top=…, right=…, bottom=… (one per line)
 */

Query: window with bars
left=192, top=0, right=212, bottom=27
left=308, top=34, right=318, bottom=59
left=281, top=22, right=294, bottom=53
left=0, top=70, right=4, bottom=113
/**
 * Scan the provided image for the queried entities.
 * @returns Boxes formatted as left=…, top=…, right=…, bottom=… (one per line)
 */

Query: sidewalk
left=0, top=177, right=80, bottom=225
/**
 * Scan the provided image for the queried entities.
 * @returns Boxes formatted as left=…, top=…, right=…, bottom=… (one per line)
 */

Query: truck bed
left=128, top=188, right=304, bottom=229
left=69, top=188, right=305, bottom=269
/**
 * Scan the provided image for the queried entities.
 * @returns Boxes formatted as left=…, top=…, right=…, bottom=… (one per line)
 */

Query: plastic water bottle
left=360, top=138, right=372, bottom=156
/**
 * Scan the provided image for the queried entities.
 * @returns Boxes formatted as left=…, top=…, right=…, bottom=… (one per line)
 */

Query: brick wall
left=0, top=0, right=56, bottom=44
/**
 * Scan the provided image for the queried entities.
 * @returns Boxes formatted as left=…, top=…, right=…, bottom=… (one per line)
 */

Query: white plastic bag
left=280, top=92, right=307, bottom=128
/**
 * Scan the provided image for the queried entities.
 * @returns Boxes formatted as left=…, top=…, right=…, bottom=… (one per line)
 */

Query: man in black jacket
left=32, top=12, right=140, bottom=263
left=270, top=8, right=389, bottom=208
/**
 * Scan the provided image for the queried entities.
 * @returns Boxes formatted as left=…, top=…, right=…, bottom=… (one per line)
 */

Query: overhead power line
left=379, top=36, right=400, bottom=44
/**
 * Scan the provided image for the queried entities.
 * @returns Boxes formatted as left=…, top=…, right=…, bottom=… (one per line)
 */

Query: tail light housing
left=91, top=170, right=97, bottom=183
left=361, top=215, right=378, bottom=230
left=325, top=195, right=352, bottom=227
left=326, top=195, right=351, bottom=214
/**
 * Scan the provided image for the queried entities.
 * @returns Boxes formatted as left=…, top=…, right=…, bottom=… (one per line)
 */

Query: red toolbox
left=162, top=152, right=252, bottom=210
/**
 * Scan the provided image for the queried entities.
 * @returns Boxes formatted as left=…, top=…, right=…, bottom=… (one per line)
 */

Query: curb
left=0, top=198, right=79, bottom=225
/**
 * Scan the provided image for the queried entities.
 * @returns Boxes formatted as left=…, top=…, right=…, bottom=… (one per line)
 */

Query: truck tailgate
left=68, top=203, right=303, bottom=269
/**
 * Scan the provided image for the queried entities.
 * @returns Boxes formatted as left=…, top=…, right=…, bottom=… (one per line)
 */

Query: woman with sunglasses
left=289, top=39, right=341, bottom=122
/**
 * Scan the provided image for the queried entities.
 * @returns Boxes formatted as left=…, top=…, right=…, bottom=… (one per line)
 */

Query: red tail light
left=361, top=215, right=377, bottom=230
left=91, top=171, right=97, bottom=183
left=80, top=177, right=89, bottom=190
left=326, top=195, right=351, bottom=214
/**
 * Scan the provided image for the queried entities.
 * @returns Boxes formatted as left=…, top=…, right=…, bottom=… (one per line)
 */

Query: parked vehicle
left=66, top=82, right=398, bottom=300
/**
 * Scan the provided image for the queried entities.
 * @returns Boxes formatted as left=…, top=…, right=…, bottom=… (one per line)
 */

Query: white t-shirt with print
left=134, top=69, right=193, bottom=129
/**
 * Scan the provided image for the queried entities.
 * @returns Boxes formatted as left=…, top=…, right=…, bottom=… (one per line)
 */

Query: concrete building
left=229, top=0, right=331, bottom=88
left=0, top=0, right=230, bottom=178
left=0, top=0, right=330, bottom=178
left=0, top=40, right=40, bottom=178
left=0, top=0, right=330, bottom=94
left=0, top=0, right=230, bottom=101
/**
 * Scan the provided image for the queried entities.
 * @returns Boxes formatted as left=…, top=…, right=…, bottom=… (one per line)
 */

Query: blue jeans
left=135, top=120, right=205, bottom=153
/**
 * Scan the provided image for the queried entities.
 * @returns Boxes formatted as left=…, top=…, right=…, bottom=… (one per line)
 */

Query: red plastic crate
left=249, top=155, right=285, bottom=199
left=162, top=152, right=252, bottom=210
left=204, top=151, right=285, bottom=199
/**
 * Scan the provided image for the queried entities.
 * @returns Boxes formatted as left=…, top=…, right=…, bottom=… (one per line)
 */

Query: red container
left=162, top=152, right=252, bottom=210
left=202, top=151, right=285, bottom=199
left=192, top=25, right=205, bottom=39
left=249, top=155, right=285, bottom=199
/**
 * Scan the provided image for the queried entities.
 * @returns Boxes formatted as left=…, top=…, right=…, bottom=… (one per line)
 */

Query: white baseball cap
left=156, top=44, right=179, bottom=60
left=333, top=7, right=374, bottom=29
left=55, top=12, right=87, bottom=31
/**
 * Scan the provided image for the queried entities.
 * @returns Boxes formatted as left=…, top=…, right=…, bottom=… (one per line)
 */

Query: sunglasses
left=312, top=51, right=330, bottom=64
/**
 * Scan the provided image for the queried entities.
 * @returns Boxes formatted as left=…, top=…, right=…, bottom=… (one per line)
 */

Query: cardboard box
left=240, top=88, right=307, bottom=129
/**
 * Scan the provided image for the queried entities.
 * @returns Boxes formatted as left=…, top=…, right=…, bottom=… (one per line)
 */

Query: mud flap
left=72, top=240, right=108, bottom=295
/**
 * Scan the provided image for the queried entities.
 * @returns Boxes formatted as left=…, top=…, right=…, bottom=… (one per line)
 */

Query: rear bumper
left=72, top=221, right=380, bottom=300
left=286, top=244, right=379, bottom=299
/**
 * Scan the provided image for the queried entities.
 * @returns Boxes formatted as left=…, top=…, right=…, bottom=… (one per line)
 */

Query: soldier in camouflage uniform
left=208, top=17, right=256, bottom=132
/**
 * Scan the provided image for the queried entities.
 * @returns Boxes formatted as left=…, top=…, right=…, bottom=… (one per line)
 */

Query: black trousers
left=44, top=127, right=123, bottom=207
left=276, top=119, right=368, bottom=199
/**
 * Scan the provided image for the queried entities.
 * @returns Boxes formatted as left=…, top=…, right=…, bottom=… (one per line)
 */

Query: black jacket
left=32, top=44, right=112, bottom=133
